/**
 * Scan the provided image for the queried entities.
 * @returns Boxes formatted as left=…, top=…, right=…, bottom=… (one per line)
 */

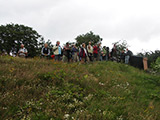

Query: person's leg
left=90, top=56, right=92, bottom=62
left=81, top=58, right=85, bottom=64
left=74, top=54, right=77, bottom=62
left=106, top=55, right=108, bottom=61
left=125, top=56, right=127, bottom=64
left=128, top=56, right=130, bottom=64
left=100, top=55, right=103, bottom=61
left=125, top=55, right=129, bottom=64
left=62, top=55, right=66, bottom=62
left=55, top=55, right=58, bottom=61
left=58, top=55, right=61, bottom=61
left=96, top=54, right=99, bottom=61
left=76, top=54, right=78, bottom=62
left=67, top=55, right=70, bottom=62
left=72, top=54, right=75, bottom=62
left=97, top=53, right=100, bottom=61
left=93, top=53, right=96, bottom=61
left=91, top=55, right=93, bottom=62
left=85, top=56, right=88, bottom=63
left=89, top=53, right=92, bottom=62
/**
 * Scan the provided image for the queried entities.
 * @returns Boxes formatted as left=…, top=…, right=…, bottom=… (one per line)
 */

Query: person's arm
left=18, top=49, right=20, bottom=54
left=48, top=49, right=50, bottom=56
left=41, top=48, right=44, bottom=55
left=53, top=46, right=58, bottom=51
left=24, top=49, right=28, bottom=55
left=103, top=49, right=107, bottom=55
left=63, top=46, right=66, bottom=50
left=18, top=49, right=22, bottom=53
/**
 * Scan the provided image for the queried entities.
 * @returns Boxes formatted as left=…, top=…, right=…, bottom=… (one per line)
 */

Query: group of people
left=40, top=41, right=133, bottom=64
left=5, top=41, right=132, bottom=64
left=1, top=41, right=133, bottom=65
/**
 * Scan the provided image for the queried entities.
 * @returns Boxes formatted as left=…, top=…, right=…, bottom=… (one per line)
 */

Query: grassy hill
left=0, top=56, right=160, bottom=120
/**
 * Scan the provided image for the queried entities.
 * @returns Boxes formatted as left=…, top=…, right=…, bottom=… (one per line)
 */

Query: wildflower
left=118, top=96, right=125, bottom=100
left=99, top=82, right=105, bottom=86
left=84, top=75, right=88, bottom=79
left=68, top=104, right=74, bottom=108
left=3, top=107, right=7, bottom=110
left=126, top=82, right=129, bottom=86
left=103, top=111, right=107, bottom=115
left=84, top=94, right=93, bottom=100
left=149, top=106, right=154, bottom=109
left=9, top=67, right=15, bottom=73
left=64, top=114, right=70, bottom=119
left=117, top=115, right=123, bottom=120
left=71, top=117, right=75, bottom=120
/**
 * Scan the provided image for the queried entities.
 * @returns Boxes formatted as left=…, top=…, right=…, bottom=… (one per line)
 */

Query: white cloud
left=0, top=0, right=160, bottom=53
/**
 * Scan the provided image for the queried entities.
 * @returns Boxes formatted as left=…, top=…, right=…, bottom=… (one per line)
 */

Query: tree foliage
left=0, top=23, right=42, bottom=57
left=137, top=50, right=160, bottom=67
left=38, top=38, right=54, bottom=55
left=112, top=40, right=130, bottom=52
left=151, top=57, right=160, bottom=73
left=75, top=31, right=102, bottom=46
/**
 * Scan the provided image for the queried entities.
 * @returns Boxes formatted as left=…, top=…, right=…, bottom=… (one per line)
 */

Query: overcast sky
left=0, top=0, right=160, bottom=54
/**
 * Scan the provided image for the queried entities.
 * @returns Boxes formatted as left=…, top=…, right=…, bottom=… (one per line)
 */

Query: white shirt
left=83, top=48, right=88, bottom=56
left=87, top=45, right=93, bottom=53
left=19, top=48, right=28, bottom=56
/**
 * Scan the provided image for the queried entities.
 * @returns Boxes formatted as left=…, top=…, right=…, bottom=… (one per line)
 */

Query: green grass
left=0, top=56, right=160, bottom=120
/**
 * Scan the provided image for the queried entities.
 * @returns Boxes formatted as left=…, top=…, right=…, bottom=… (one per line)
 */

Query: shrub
left=151, top=57, right=160, bottom=74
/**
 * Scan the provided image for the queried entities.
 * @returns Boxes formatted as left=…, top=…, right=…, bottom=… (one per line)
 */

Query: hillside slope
left=0, top=56, right=160, bottom=120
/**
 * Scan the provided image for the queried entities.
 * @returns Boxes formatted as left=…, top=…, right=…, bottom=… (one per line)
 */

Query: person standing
left=41, top=43, right=50, bottom=59
left=106, top=47, right=110, bottom=61
left=80, top=43, right=88, bottom=63
left=102, top=46, right=107, bottom=61
left=71, top=44, right=78, bottom=62
left=98, top=43, right=102, bottom=61
left=120, top=50, right=125, bottom=63
left=63, top=42, right=71, bottom=62
left=53, top=41, right=62, bottom=61
left=93, top=44, right=98, bottom=61
left=111, top=44, right=118, bottom=61
left=125, top=49, right=133, bottom=64
left=87, top=42, right=93, bottom=61
left=18, top=44, right=28, bottom=58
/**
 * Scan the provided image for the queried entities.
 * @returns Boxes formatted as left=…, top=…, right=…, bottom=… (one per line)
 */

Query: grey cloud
left=0, top=0, right=160, bottom=52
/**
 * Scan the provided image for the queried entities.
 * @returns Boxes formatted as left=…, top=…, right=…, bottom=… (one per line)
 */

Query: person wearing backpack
left=53, top=41, right=62, bottom=61
left=41, top=43, right=50, bottom=59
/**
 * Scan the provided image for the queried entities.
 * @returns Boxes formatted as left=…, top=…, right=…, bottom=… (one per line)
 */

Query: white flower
left=126, top=82, right=129, bottom=86
left=99, top=82, right=105, bottom=86
left=64, top=114, right=70, bottom=119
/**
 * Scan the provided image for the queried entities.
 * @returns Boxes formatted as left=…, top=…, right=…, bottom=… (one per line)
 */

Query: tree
left=38, top=38, right=54, bottom=55
left=112, top=40, right=130, bottom=52
left=137, top=50, right=160, bottom=67
left=46, top=39, right=54, bottom=48
left=0, top=23, right=42, bottom=57
left=75, top=31, right=102, bottom=46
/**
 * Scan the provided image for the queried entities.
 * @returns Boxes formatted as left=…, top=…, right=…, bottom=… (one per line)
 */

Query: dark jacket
left=80, top=48, right=87, bottom=58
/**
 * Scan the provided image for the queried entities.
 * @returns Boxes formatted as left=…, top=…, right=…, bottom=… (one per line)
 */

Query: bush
left=151, top=57, right=160, bottom=73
